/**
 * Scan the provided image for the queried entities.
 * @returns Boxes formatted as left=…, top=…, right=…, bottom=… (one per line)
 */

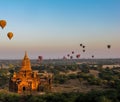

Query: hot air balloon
left=0, top=20, right=7, bottom=29
left=80, top=44, right=82, bottom=46
left=107, top=45, right=111, bottom=49
left=7, top=32, right=13, bottom=40
left=92, top=55, right=94, bottom=58
left=72, top=51, right=74, bottom=54
left=76, top=54, right=80, bottom=59
left=83, top=46, right=85, bottom=48
left=67, top=54, right=70, bottom=57
left=83, top=49, right=85, bottom=52
left=63, top=56, right=67, bottom=60
left=38, top=56, right=43, bottom=62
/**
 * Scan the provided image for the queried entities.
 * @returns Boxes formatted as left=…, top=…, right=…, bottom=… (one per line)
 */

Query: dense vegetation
left=0, top=89, right=120, bottom=102
left=0, top=59, right=120, bottom=101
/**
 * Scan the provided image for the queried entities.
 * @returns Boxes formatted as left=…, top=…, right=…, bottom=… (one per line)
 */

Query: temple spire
left=24, top=51, right=28, bottom=59
left=20, top=51, right=32, bottom=71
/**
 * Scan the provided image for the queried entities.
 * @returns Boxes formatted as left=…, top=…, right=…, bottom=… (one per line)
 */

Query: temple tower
left=9, top=52, right=53, bottom=94
left=20, top=51, right=32, bottom=71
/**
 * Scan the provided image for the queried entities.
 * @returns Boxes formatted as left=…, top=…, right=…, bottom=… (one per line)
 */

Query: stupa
left=9, top=52, right=52, bottom=94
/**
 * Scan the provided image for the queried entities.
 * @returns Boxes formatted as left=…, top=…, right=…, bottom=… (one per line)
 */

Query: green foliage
left=54, top=74, right=68, bottom=84
left=88, top=78, right=102, bottom=85
left=68, top=74, right=77, bottom=79
left=81, top=64, right=90, bottom=73
left=0, top=89, right=120, bottom=102
left=0, top=92, right=20, bottom=102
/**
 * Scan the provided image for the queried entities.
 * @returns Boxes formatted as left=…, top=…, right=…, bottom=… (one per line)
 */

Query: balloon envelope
left=0, top=20, right=7, bottom=29
left=107, top=45, right=111, bottom=49
left=72, top=51, right=74, bottom=54
left=76, top=54, right=80, bottom=59
left=83, top=46, right=85, bottom=48
left=63, top=56, right=67, bottom=60
left=92, top=55, right=94, bottom=58
left=83, top=49, right=85, bottom=52
left=80, top=44, right=82, bottom=46
left=7, top=32, right=13, bottom=40
left=38, top=56, right=43, bottom=62
left=67, top=54, right=70, bottom=57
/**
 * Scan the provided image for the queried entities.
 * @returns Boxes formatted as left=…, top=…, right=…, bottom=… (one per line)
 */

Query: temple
left=9, top=52, right=52, bottom=94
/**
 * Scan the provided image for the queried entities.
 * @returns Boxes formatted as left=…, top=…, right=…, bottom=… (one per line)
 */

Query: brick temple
left=9, top=52, right=52, bottom=94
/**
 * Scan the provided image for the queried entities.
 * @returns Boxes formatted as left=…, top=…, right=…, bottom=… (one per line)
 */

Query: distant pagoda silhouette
left=9, top=52, right=53, bottom=94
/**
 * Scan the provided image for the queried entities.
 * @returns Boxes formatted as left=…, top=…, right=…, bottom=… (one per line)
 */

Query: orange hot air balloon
left=7, top=32, right=13, bottom=40
left=0, top=20, right=7, bottom=29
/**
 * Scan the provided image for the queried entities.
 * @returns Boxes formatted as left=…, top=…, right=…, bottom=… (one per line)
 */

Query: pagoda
left=9, top=52, right=52, bottom=94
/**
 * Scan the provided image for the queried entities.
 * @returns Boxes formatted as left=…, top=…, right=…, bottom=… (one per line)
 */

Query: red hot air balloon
left=38, top=56, right=43, bottom=63
left=72, top=51, right=74, bottom=54
left=76, top=54, right=80, bottom=59
left=63, top=56, right=67, bottom=60
left=67, top=54, right=70, bottom=57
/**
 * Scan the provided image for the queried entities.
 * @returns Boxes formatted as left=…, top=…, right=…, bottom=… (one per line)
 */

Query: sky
left=0, top=0, right=120, bottom=59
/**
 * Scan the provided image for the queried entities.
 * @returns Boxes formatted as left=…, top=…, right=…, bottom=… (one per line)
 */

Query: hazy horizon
left=0, top=0, right=120, bottom=59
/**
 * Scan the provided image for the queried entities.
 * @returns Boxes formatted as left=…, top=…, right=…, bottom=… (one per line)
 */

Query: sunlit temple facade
left=9, top=52, right=53, bottom=94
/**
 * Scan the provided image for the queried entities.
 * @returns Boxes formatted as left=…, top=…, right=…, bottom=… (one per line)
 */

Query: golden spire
left=20, top=51, right=32, bottom=71
left=24, top=51, right=28, bottom=59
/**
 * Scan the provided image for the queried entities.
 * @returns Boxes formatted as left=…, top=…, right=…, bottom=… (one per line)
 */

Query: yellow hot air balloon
left=0, top=20, right=7, bottom=29
left=7, top=32, right=13, bottom=40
